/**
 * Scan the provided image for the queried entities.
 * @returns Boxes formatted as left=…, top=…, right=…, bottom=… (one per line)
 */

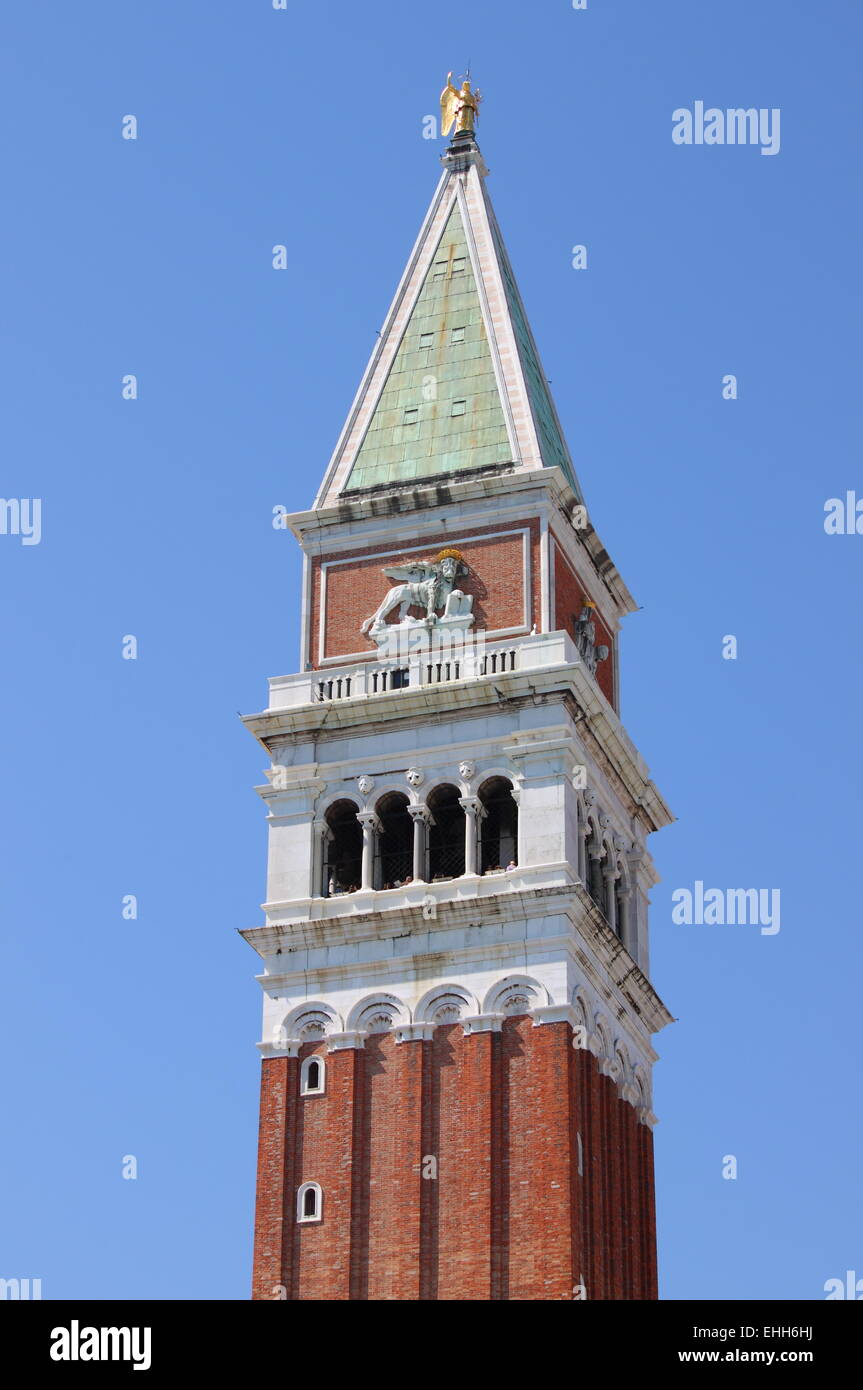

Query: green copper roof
left=487, top=211, right=580, bottom=497
left=343, top=203, right=511, bottom=493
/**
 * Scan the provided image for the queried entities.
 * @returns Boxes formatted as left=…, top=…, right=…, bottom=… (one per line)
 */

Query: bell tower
left=242, top=109, right=673, bottom=1301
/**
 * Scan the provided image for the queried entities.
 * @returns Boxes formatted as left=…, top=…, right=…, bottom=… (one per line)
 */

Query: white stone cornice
left=530, top=1003, right=580, bottom=1029
left=258, top=779, right=327, bottom=819
left=253, top=874, right=574, bottom=944
left=242, top=647, right=672, bottom=838
left=292, top=475, right=550, bottom=563
left=325, top=1031, right=366, bottom=1052
left=461, top=1013, right=504, bottom=1035
left=243, top=880, right=672, bottom=1044
left=502, top=734, right=579, bottom=767
left=256, top=1039, right=301, bottom=1059
left=394, top=1022, right=436, bottom=1044
left=293, top=467, right=636, bottom=622
left=569, top=882, right=674, bottom=1038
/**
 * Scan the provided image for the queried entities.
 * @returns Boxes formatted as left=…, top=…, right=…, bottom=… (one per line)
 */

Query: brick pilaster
left=251, top=1056, right=296, bottom=1301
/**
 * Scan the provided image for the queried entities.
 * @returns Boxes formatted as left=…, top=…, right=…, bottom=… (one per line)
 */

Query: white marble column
left=408, top=805, right=432, bottom=882
left=459, top=797, right=482, bottom=876
left=357, top=811, right=381, bottom=891
left=311, top=819, right=332, bottom=898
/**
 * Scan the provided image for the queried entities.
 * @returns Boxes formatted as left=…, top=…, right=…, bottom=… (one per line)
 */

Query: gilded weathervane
left=440, top=71, right=482, bottom=137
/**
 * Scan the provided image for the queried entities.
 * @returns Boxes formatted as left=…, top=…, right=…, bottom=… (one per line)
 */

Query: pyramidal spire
left=314, top=82, right=583, bottom=508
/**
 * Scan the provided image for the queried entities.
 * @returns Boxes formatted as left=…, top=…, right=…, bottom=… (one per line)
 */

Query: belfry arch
left=374, top=791, right=413, bottom=888
left=323, top=799, right=362, bottom=895
left=478, top=776, right=518, bottom=872
left=427, top=784, right=465, bottom=881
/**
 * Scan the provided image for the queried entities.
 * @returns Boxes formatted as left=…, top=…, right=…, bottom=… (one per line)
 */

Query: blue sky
left=1, top=0, right=860, bottom=1300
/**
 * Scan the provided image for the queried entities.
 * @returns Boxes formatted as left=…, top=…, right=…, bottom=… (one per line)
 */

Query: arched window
left=478, top=777, right=518, bottom=873
left=324, top=800, right=362, bottom=896
left=297, top=1181, right=322, bottom=1223
left=374, top=792, right=413, bottom=889
left=427, top=784, right=465, bottom=881
left=300, top=1055, right=325, bottom=1096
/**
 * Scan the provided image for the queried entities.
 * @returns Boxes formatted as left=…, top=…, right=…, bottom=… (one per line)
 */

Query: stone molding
left=246, top=879, right=673, bottom=1043
left=461, top=1013, right=505, bottom=1035
left=394, top=1022, right=436, bottom=1044
left=325, top=1030, right=367, bottom=1052
left=244, top=655, right=672, bottom=840
left=257, top=1039, right=301, bottom=1060
left=261, top=974, right=658, bottom=1120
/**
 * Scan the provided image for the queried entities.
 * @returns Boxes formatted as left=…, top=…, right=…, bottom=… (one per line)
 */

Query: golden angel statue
left=440, top=72, right=482, bottom=137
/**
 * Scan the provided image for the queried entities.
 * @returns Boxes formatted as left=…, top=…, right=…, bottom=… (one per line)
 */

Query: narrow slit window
left=403, top=407, right=419, bottom=425
left=451, top=256, right=466, bottom=275
left=451, top=326, right=465, bottom=344
left=451, top=399, right=467, bottom=417
left=433, top=260, right=448, bottom=278
left=419, top=331, right=434, bottom=349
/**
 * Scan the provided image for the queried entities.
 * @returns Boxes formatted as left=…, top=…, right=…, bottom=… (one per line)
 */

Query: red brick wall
left=364, top=1032, right=423, bottom=1300
left=640, top=1121, right=659, bottom=1299
left=250, top=1056, right=293, bottom=1301
left=502, top=1018, right=575, bottom=1299
left=250, top=1019, right=658, bottom=1301
left=434, top=1024, right=495, bottom=1299
left=552, top=538, right=616, bottom=707
left=293, top=1042, right=354, bottom=1300
left=310, top=521, right=541, bottom=666
left=608, top=1083, right=626, bottom=1299
left=567, top=1046, right=660, bottom=1302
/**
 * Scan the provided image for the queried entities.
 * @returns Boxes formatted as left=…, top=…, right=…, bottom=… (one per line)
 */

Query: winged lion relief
left=360, top=548, right=474, bottom=647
